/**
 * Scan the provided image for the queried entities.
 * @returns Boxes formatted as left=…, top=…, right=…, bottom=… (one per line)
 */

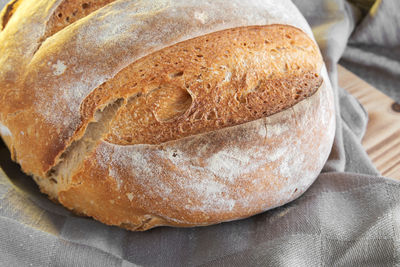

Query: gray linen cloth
left=1, top=0, right=399, bottom=266
left=340, top=0, right=400, bottom=103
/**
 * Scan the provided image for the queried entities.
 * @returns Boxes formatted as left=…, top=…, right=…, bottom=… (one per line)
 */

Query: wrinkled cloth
left=340, top=0, right=400, bottom=103
left=1, top=0, right=400, bottom=266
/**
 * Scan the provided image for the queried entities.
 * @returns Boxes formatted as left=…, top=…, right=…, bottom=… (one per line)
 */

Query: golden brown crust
left=0, top=0, right=21, bottom=30
left=83, top=25, right=322, bottom=145
left=44, top=0, right=116, bottom=40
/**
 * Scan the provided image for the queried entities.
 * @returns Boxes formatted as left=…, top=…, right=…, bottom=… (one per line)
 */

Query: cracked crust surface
left=0, top=0, right=335, bottom=230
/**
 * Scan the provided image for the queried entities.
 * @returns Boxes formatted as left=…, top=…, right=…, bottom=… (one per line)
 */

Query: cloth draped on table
left=1, top=0, right=399, bottom=265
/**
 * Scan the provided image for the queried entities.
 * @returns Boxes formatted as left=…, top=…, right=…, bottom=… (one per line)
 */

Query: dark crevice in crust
left=43, top=0, right=116, bottom=41
left=31, top=41, right=44, bottom=59
left=45, top=99, right=124, bottom=197
left=31, top=0, right=116, bottom=58
left=0, top=0, right=21, bottom=31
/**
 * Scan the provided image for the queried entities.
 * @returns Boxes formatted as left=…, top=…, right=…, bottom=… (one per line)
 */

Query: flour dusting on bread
left=0, top=122, right=12, bottom=137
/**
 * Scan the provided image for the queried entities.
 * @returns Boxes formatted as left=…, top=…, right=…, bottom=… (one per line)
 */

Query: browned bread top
left=87, top=25, right=323, bottom=146
left=0, top=0, right=318, bottom=178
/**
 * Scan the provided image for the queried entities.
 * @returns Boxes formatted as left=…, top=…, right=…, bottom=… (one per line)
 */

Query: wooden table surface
left=338, top=65, right=400, bottom=180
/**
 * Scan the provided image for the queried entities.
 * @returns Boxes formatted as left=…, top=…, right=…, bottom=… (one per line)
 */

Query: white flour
left=0, top=122, right=12, bottom=137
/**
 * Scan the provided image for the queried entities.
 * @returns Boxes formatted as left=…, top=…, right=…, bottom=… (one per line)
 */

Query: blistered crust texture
left=0, top=0, right=336, bottom=230
left=93, top=25, right=323, bottom=145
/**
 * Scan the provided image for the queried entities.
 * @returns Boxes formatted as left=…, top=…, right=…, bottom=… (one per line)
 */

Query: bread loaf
left=0, top=0, right=335, bottom=230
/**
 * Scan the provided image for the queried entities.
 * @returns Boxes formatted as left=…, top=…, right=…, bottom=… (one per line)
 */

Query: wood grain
left=338, top=65, right=400, bottom=180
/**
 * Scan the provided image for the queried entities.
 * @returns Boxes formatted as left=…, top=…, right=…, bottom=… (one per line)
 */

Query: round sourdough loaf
left=0, top=0, right=335, bottom=230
